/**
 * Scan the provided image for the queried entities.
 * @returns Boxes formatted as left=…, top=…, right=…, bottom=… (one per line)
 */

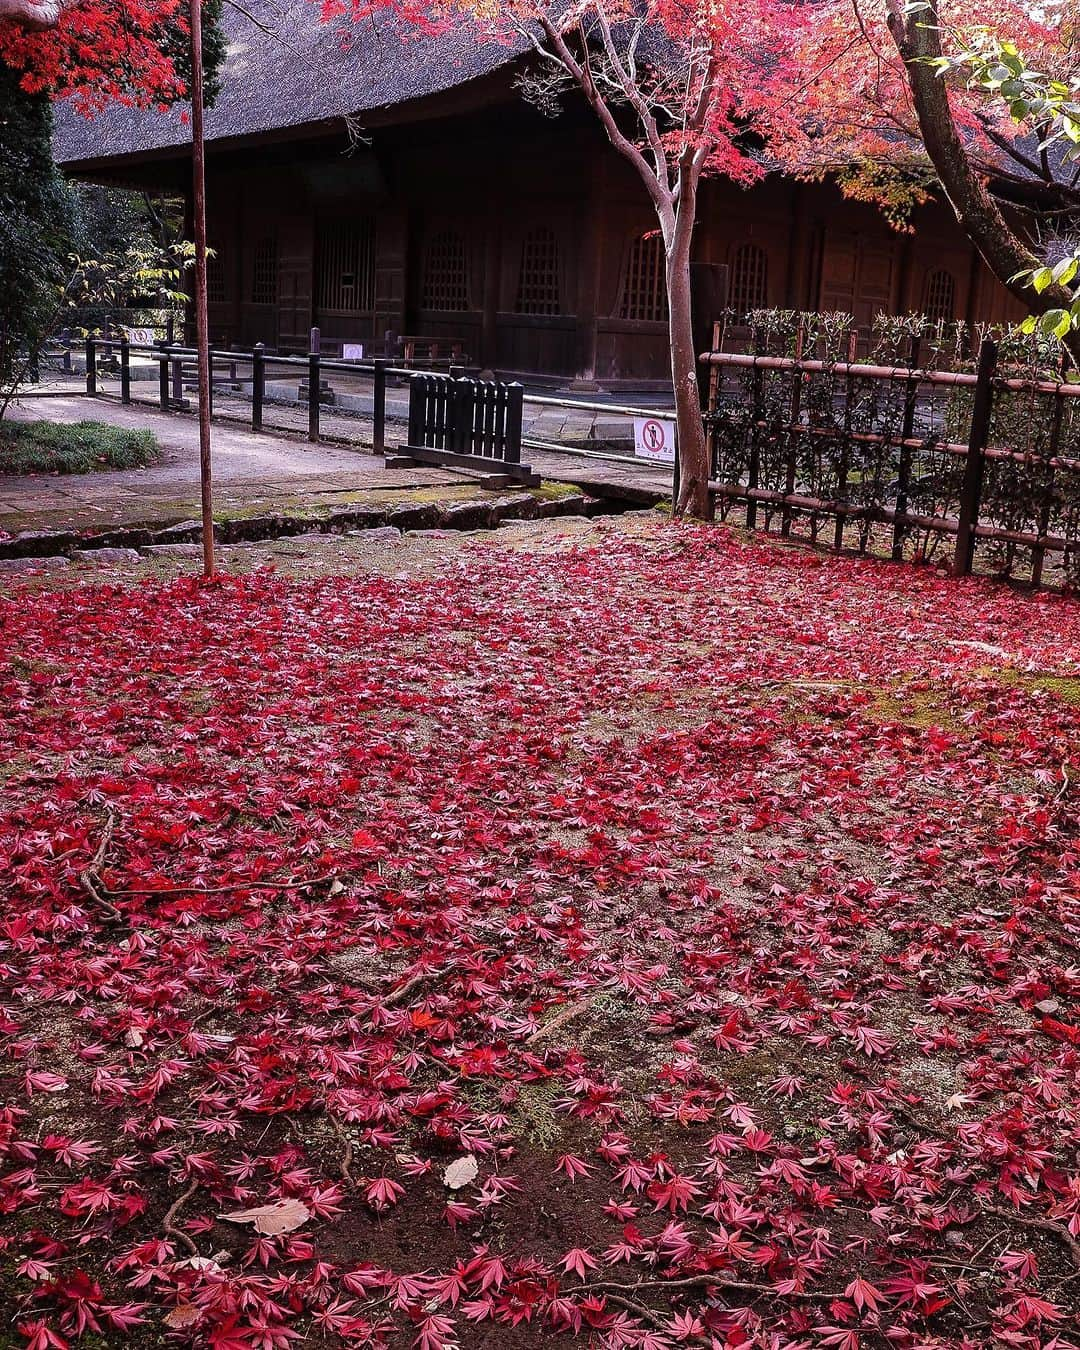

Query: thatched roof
left=53, top=0, right=521, bottom=167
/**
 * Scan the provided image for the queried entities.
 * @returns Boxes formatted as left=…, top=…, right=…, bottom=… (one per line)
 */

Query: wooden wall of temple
left=198, top=106, right=1027, bottom=387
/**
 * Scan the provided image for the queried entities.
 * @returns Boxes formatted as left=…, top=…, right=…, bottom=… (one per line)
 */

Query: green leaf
left=1037, top=308, right=1072, bottom=339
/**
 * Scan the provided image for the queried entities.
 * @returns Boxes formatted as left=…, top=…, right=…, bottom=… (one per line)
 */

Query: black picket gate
left=395, top=374, right=539, bottom=485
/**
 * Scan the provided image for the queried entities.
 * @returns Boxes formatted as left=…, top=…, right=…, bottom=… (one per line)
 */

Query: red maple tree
left=781, top=1, right=1079, bottom=359
left=0, top=0, right=189, bottom=109
left=346, top=0, right=1075, bottom=512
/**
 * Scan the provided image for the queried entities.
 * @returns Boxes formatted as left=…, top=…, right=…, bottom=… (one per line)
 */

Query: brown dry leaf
left=164, top=1304, right=201, bottom=1329
left=443, top=1155, right=479, bottom=1190
left=218, top=1197, right=311, bottom=1235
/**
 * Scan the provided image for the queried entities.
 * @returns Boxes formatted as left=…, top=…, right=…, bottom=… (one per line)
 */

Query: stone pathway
left=2, top=393, right=672, bottom=541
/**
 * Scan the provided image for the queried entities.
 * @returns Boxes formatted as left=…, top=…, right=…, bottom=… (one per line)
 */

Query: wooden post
left=1031, top=380, right=1063, bottom=588
left=407, top=375, right=423, bottom=449
left=372, top=357, right=388, bottom=456
left=120, top=337, right=131, bottom=404
left=780, top=319, right=804, bottom=538
left=504, top=383, right=523, bottom=465
left=833, top=328, right=858, bottom=553
left=190, top=0, right=215, bottom=578
left=746, top=353, right=763, bottom=531
left=158, top=341, right=170, bottom=409
left=702, top=318, right=722, bottom=521
left=308, top=347, right=320, bottom=442
left=85, top=337, right=97, bottom=396
left=953, top=337, right=998, bottom=577
left=892, top=335, right=921, bottom=561
left=251, top=343, right=265, bottom=432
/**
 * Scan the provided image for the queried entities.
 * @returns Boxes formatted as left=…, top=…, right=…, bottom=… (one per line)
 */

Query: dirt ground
left=1, top=515, right=1079, bottom=1349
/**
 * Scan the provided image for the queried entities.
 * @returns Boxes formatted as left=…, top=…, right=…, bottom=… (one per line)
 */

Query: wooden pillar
left=182, top=189, right=196, bottom=344
left=570, top=161, right=605, bottom=390
left=964, top=245, right=981, bottom=331
left=806, top=219, right=826, bottom=311
left=894, top=233, right=913, bottom=314
left=230, top=187, right=243, bottom=344
left=783, top=183, right=804, bottom=309
left=374, top=204, right=407, bottom=345
left=480, top=219, right=500, bottom=373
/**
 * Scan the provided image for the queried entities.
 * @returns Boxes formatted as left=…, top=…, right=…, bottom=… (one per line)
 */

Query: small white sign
left=342, top=343, right=365, bottom=360
left=633, top=416, right=677, bottom=463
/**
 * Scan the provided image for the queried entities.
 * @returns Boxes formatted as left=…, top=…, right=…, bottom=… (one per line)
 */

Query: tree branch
left=533, top=11, right=672, bottom=226
left=885, top=0, right=1079, bottom=363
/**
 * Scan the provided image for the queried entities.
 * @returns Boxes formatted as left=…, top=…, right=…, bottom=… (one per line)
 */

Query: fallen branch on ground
left=79, top=810, right=124, bottom=924
left=582, top=1273, right=840, bottom=1304
left=983, top=1204, right=1080, bottom=1271
left=329, top=1116, right=357, bottom=1190
left=382, top=966, right=451, bottom=1008
left=527, top=995, right=594, bottom=1044
left=162, top=1180, right=200, bottom=1256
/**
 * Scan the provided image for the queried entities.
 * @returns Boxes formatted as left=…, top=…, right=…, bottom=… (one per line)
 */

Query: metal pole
left=190, top=0, right=215, bottom=579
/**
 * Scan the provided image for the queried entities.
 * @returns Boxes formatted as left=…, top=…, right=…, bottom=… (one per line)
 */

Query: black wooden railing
left=398, top=373, right=538, bottom=484
left=68, top=335, right=685, bottom=488
left=82, top=337, right=399, bottom=453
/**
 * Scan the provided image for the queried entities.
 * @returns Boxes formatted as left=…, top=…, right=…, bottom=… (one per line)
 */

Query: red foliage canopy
left=355, top=0, right=1074, bottom=220
left=0, top=0, right=187, bottom=111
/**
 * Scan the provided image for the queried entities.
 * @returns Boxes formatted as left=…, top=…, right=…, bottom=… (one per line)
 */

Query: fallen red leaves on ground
left=2, top=520, right=1080, bottom=1349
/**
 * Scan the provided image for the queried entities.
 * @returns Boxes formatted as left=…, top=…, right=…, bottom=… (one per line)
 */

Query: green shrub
left=0, top=420, right=159, bottom=475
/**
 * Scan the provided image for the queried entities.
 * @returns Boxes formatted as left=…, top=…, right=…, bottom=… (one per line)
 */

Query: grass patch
left=533, top=480, right=580, bottom=500
left=0, top=420, right=159, bottom=475
left=982, top=667, right=1080, bottom=707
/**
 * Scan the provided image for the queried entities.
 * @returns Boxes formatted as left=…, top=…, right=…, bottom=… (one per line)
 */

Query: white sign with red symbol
left=633, top=416, right=677, bottom=463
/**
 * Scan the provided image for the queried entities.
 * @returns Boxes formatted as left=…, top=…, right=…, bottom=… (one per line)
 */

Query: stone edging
left=0, top=490, right=608, bottom=566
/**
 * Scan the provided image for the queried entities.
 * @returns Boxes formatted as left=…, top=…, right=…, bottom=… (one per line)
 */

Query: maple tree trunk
left=887, top=0, right=1080, bottom=370
left=666, top=194, right=709, bottom=519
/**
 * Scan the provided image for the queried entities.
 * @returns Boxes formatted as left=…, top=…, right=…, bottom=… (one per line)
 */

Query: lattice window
left=620, top=233, right=667, bottom=322
left=421, top=231, right=469, bottom=312
left=316, top=219, right=375, bottom=313
left=924, top=268, right=955, bottom=325
left=251, top=236, right=277, bottom=305
left=514, top=227, right=562, bottom=315
left=206, top=247, right=226, bottom=303
left=730, top=243, right=769, bottom=318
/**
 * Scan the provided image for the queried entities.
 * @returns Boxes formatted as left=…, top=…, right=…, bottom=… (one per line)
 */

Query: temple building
left=53, top=0, right=1027, bottom=388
